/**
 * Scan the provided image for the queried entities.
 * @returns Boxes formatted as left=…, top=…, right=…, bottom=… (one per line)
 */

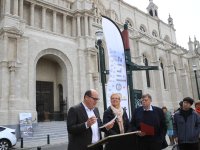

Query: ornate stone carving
left=0, top=27, right=23, bottom=36
left=8, top=61, right=18, bottom=72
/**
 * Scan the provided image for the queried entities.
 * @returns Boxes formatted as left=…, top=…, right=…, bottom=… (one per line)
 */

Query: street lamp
left=95, top=30, right=107, bottom=110
left=192, top=65, right=200, bottom=99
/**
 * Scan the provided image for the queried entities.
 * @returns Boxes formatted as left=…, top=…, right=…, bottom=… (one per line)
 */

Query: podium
left=87, top=131, right=140, bottom=150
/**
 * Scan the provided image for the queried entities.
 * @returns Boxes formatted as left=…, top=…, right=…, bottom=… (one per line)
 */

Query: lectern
left=87, top=131, right=140, bottom=150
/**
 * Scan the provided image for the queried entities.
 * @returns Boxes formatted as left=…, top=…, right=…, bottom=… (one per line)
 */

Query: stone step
left=23, top=134, right=68, bottom=141
left=20, top=135, right=68, bottom=141
left=15, top=121, right=68, bottom=148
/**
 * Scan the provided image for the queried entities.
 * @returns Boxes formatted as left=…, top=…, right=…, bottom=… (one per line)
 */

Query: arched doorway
left=36, top=55, right=66, bottom=122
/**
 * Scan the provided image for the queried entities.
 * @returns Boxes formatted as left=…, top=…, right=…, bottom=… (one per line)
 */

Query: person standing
left=103, top=93, right=130, bottom=150
left=67, top=89, right=113, bottom=150
left=195, top=101, right=200, bottom=150
left=195, top=101, right=200, bottom=115
left=173, top=97, right=200, bottom=150
left=162, top=106, right=175, bottom=146
left=130, top=93, right=166, bottom=150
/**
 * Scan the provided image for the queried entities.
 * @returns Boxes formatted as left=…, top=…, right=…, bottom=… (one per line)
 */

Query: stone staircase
left=15, top=121, right=68, bottom=149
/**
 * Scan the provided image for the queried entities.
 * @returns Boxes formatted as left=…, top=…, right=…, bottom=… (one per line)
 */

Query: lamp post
left=192, top=65, right=200, bottom=99
left=95, top=30, right=107, bottom=110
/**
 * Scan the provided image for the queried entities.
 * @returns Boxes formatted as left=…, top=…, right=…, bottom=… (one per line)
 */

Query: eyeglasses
left=88, top=95, right=100, bottom=101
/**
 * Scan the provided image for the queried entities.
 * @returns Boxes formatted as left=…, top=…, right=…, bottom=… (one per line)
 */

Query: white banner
left=102, top=17, right=130, bottom=117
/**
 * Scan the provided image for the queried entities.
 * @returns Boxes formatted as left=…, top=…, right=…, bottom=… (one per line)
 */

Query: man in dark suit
left=130, top=93, right=166, bottom=150
left=67, top=89, right=113, bottom=150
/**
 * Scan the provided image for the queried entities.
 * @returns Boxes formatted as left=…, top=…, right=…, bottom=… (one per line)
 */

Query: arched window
left=125, top=19, right=133, bottom=28
left=174, top=63, right=176, bottom=71
left=143, top=55, right=150, bottom=87
left=140, top=25, right=146, bottom=32
left=152, top=30, right=158, bottom=37
left=160, top=61, right=166, bottom=89
left=149, top=10, right=153, bottom=17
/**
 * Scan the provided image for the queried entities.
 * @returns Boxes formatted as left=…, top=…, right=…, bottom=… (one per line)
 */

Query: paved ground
left=13, top=142, right=174, bottom=150
left=12, top=143, right=68, bottom=150
left=13, top=134, right=174, bottom=150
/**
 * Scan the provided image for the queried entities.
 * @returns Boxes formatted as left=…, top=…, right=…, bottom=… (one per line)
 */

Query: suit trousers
left=138, top=140, right=162, bottom=150
left=179, top=143, right=199, bottom=150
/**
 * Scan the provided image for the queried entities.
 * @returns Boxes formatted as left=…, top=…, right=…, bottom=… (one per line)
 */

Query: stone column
left=151, top=46, right=163, bottom=105
left=19, top=0, right=24, bottom=18
left=93, top=73, right=99, bottom=92
left=5, top=0, right=11, bottom=14
left=63, top=14, right=67, bottom=35
left=77, top=15, right=81, bottom=36
left=134, top=41, right=143, bottom=90
left=0, top=61, right=9, bottom=110
left=8, top=61, right=17, bottom=100
left=87, top=51, right=92, bottom=87
left=30, top=3, right=35, bottom=26
left=72, top=17, right=76, bottom=36
left=42, top=7, right=46, bottom=29
left=89, top=16, right=93, bottom=36
left=84, top=15, right=88, bottom=36
left=166, top=52, right=178, bottom=103
left=13, top=0, right=19, bottom=16
left=53, top=11, right=57, bottom=32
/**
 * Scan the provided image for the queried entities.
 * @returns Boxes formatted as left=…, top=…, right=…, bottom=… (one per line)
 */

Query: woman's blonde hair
left=110, top=93, right=121, bottom=100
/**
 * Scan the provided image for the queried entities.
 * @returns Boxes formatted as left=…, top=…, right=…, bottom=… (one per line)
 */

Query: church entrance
left=36, top=81, right=54, bottom=122
left=36, top=55, right=68, bottom=122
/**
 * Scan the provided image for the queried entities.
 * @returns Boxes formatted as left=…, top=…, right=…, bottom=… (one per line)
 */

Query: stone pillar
left=89, top=16, right=93, bottom=36
left=42, top=7, right=46, bottom=29
left=13, top=0, right=19, bottom=16
left=84, top=15, right=88, bottom=36
left=72, top=17, right=76, bottom=36
left=77, top=15, right=81, bottom=36
left=166, top=52, right=178, bottom=103
left=5, top=0, right=11, bottom=14
left=30, top=3, right=35, bottom=26
left=134, top=41, right=143, bottom=90
left=63, top=14, right=67, bottom=35
left=19, top=0, right=24, bottom=18
left=0, top=61, right=9, bottom=110
left=8, top=61, right=17, bottom=100
left=87, top=51, right=92, bottom=88
left=93, top=73, right=99, bottom=92
left=151, top=46, right=163, bottom=106
left=53, top=11, right=57, bottom=32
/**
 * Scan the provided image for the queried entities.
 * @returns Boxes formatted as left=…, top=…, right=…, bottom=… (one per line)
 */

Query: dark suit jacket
left=130, top=106, right=166, bottom=142
left=67, top=103, right=103, bottom=150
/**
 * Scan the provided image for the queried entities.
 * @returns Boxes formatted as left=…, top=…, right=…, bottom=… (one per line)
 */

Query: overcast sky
left=123, top=0, right=200, bottom=49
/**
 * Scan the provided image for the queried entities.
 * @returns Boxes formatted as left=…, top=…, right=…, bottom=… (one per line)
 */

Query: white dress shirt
left=82, top=102, right=100, bottom=143
left=143, top=105, right=153, bottom=111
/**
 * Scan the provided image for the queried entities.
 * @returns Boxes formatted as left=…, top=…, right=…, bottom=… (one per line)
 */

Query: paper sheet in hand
left=140, top=122, right=155, bottom=135
left=99, top=115, right=117, bottom=129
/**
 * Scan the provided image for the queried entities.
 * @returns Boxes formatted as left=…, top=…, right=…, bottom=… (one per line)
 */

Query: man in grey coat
left=173, top=97, right=200, bottom=150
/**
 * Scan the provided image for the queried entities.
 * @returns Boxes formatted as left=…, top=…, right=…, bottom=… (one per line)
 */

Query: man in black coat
left=67, top=89, right=113, bottom=150
left=130, top=93, right=166, bottom=150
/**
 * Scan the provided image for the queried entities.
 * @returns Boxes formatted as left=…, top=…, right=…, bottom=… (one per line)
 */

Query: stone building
left=0, top=0, right=198, bottom=128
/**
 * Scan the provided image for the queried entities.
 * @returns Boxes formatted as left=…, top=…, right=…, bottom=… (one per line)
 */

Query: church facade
left=0, top=0, right=199, bottom=127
